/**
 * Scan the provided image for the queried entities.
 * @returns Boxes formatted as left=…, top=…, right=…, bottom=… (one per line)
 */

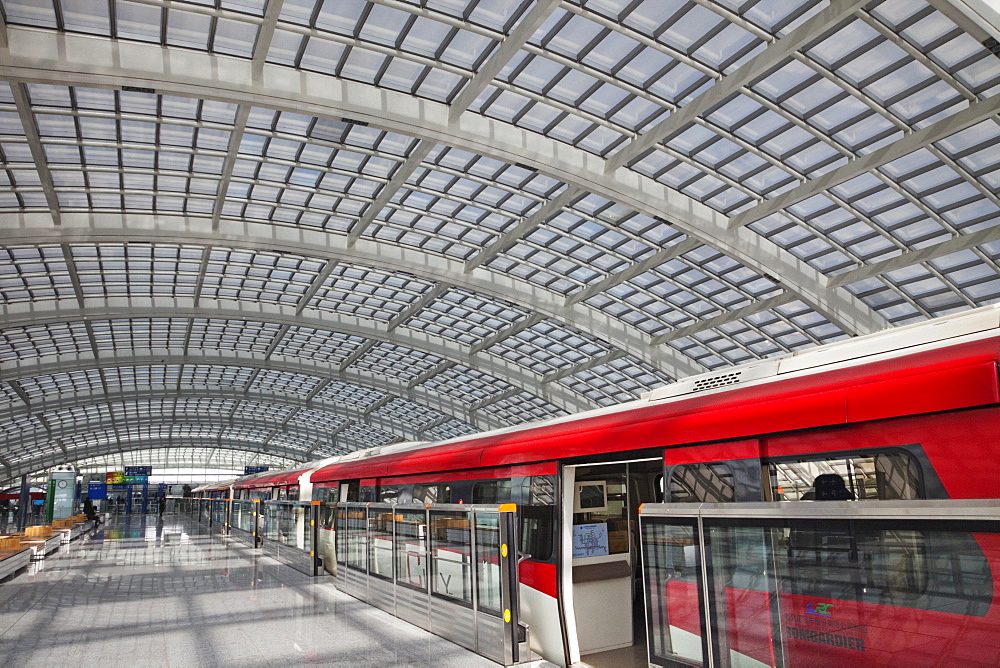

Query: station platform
left=0, top=515, right=508, bottom=667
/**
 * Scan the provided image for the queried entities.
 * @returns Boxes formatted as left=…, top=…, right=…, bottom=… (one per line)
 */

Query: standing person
left=158, top=490, right=166, bottom=517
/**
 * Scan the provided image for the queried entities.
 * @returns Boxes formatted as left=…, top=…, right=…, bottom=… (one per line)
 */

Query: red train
left=213, top=304, right=1000, bottom=666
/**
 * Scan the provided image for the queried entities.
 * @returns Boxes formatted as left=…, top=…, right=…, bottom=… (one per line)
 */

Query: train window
left=472, top=480, right=511, bottom=504
left=529, top=475, right=555, bottom=505
left=874, top=452, right=922, bottom=500
left=771, top=450, right=922, bottom=501
left=379, top=485, right=401, bottom=502
left=474, top=481, right=497, bottom=504
left=321, top=504, right=337, bottom=530
left=520, top=476, right=555, bottom=562
left=411, top=483, right=451, bottom=504
left=314, top=485, right=339, bottom=503
left=669, top=463, right=735, bottom=503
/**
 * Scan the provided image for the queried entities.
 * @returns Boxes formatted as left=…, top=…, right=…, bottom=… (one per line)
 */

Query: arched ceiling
left=30, top=442, right=304, bottom=480
left=0, top=0, right=998, bottom=483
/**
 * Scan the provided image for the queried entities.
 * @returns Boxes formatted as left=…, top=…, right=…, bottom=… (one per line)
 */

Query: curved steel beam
left=0, top=212, right=703, bottom=381
left=4, top=438, right=309, bottom=484
left=0, top=305, right=592, bottom=417
left=1, top=405, right=407, bottom=453
left=73, top=446, right=298, bottom=469
left=0, top=28, right=885, bottom=338
left=0, top=353, right=537, bottom=430
left=0, top=386, right=492, bottom=453
left=0, top=386, right=489, bottom=433
left=0, top=415, right=349, bottom=462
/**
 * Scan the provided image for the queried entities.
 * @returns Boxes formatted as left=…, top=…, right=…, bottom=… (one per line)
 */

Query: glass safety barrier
left=210, top=499, right=229, bottom=534
left=176, top=498, right=226, bottom=533
left=156, top=496, right=174, bottom=515
left=259, top=500, right=321, bottom=576
left=334, top=502, right=526, bottom=665
left=176, top=498, right=193, bottom=516
left=639, top=500, right=1000, bottom=668
left=229, top=499, right=260, bottom=547
left=200, top=499, right=211, bottom=526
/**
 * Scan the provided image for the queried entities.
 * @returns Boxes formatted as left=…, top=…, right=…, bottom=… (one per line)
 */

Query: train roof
left=298, top=304, right=1000, bottom=482
left=191, top=478, right=238, bottom=493
left=230, top=451, right=364, bottom=488
left=644, top=301, right=1000, bottom=402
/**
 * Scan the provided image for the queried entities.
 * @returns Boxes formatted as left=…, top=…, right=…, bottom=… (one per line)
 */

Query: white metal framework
left=0, top=0, right=997, bottom=482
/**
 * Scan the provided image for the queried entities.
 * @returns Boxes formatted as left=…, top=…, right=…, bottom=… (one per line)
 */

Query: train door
left=561, top=458, right=663, bottom=666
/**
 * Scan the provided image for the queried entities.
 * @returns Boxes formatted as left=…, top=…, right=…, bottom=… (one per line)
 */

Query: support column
left=17, top=474, right=29, bottom=531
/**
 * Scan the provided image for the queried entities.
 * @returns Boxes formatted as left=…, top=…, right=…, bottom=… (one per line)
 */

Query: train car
left=298, top=304, right=1000, bottom=666
left=231, top=467, right=306, bottom=501
left=229, top=460, right=346, bottom=569
left=191, top=479, right=236, bottom=499
left=229, top=454, right=363, bottom=502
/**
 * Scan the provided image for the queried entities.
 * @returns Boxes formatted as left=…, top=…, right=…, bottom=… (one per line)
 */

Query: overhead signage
left=125, top=466, right=152, bottom=476
left=124, top=476, right=148, bottom=484
left=88, top=482, right=108, bottom=500
left=106, top=472, right=124, bottom=484
left=245, top=466, right=269, bottom=475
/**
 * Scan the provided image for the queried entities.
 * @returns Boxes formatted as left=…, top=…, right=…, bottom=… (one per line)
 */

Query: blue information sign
left=125, top=466, right=152, bottom=476
left=88, top=482, right=108, bottom=500
left=244, top=466, right=269, bottom=475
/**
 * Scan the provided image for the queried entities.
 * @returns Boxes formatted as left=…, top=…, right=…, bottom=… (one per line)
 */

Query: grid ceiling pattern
left=0, top=0, right=997, bottom=480
left=72, top=447, right=298, bottom=474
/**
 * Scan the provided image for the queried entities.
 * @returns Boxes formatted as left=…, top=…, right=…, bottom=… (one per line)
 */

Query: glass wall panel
left=642, top=520, right=704, bottom=666
left=705, top=523, right=777, bottom=666
left=429, top=510, right=473, bottom=607
left=474, top=511, right=502, bottom=616
left=394, top=508, right=428, bottom=591
left=368, top=506, right=395, bottom=581
left=336, top=504, right=367, bottom=572
left=642, top=507, right=998, bottom=667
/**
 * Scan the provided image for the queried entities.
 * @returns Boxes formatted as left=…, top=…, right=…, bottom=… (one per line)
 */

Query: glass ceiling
left=0, top=0, right=997, bottom=482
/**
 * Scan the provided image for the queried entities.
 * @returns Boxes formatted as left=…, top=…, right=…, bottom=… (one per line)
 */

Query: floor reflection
left=0, top=513, right=500, bottom=667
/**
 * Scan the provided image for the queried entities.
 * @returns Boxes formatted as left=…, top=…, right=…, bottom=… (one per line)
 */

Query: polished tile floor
left=0, top=515, right=499, bottom=667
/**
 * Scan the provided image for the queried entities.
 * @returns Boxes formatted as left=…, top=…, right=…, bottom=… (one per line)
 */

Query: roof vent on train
left=642, top=304, right=1000, bottom=404
left=643, top=360, right=778, bottom=402
left=692, top=371, right=742, bottom=392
